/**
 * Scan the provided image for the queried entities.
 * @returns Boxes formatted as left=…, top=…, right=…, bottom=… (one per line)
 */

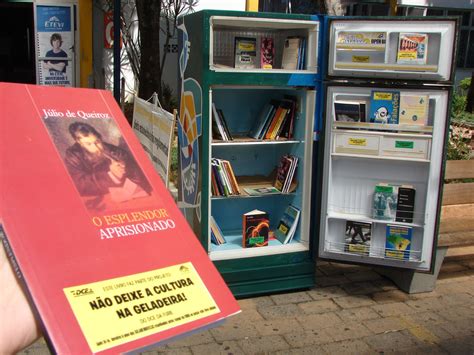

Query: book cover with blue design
left=385, top=225, right=412, bottom=260
left=369, top=90, right=400, bottom=124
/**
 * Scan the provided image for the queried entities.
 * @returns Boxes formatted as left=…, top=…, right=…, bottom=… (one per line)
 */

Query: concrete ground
left=19, top=258, right=474, bottom=354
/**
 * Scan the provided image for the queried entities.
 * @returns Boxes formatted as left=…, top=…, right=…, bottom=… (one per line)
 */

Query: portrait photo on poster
left=43, top=117, right=153, bottom=212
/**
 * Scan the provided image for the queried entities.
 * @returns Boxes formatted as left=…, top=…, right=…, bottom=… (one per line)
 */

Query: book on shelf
left=344, top=221, right=371, bottom=255
left=397, top=33, right=428, bottom=65
left=369, top=90, right=400, bottom=124
left=210, top=216, right=226, bottom=245
left=395, top=185, right=416, bottom=223
left=260, top=37, right=274, bottom=69
left=243, top=186, right=280, bottom=196
left=274, top=205, right=300, bottom=244
left=385, top=225, right=412, bottom=260
left=372, top=183, right=398, bottom=221
left=211, top=158, right=240, bottom=197
left=282, top=36, right=304, bottom=70
left=248, top=101, right=278, bottom=139
left=274, top=155, right=298, bottom=193
left=399, top=94, right=429, bottom=126
left=0, top=83, right=240, bottom=354
left=265, top=100, right=292, bottom=140
left=277, top=95, right=297, bottom=139
left=242, top=209, right=269, bottom=248
left=234, top=37, right=257, bottom=69
left=212, top=103, right=232, bottom=141
left=334, top=100, right=366, bottom=123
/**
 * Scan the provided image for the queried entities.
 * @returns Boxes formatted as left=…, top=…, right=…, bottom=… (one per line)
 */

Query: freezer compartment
left=327, top=18, right=457, bottom=81
left=210, top=16, right=319, bottom=73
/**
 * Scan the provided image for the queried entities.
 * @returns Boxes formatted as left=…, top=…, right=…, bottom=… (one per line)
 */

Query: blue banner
left=36, top=6, right=71, bottom=32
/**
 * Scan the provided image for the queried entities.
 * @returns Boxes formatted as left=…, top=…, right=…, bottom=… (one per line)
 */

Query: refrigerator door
left=326, top=17, right=457, bottom=83
left=318, top=83, right=450, bottom=272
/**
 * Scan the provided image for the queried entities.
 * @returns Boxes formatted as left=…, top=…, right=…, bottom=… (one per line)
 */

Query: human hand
left=0, top=243, right=40, bottom=354
left=109, top=159, right=126, bottom=181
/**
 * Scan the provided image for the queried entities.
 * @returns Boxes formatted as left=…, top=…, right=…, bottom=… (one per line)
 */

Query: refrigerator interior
left=319, top=85, right=449, bottom=271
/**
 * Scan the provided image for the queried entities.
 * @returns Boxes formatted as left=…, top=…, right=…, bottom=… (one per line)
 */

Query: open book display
left=0, top=83, right=240, bottom=354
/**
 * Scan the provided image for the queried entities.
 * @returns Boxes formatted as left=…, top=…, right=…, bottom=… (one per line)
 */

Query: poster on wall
left=35, top=5, right=74, bottom=87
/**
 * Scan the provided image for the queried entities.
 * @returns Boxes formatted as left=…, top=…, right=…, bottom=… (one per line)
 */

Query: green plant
left=446, top=125, right=471, bottom=160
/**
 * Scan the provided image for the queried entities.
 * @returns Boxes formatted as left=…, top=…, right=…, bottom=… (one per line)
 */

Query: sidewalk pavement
left=20, top=258, right=474, bottom=354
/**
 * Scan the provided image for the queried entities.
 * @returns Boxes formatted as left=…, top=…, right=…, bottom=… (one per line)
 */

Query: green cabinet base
left=215, top=256, right=315, bottom=298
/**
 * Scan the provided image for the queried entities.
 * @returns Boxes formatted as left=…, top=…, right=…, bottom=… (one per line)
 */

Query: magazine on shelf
left=336, top=31, right=387, bottom=49
left=243, top=186, right=280, bottom=196
left=369, top=90, right=400, bottom=124
left=385, top=225, right=412, bottom=260
left=260, top=37, right=274, bottom=69
left=274, top=205, right=300, bottom=244
left=372, top=183, right=398, bottom=221
left=242, top=210, right=269, bottom=248
left=334, top=100, right=366, bottom=123
left=0, top=83, right=240, bottom=354
left=397, top=33, right=428, bottom=65
left=234, top=37, right=257, bottom=69
left=344, top=221, right=371, bottom=255
left=399, top=94, right=429, bottom=126
left=395, top=186, right=416, bottom=223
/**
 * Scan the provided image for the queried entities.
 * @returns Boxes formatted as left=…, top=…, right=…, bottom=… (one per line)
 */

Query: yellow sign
left=64, top=262, right=220, bottom=353
left=348, top=138, right=367, bottom=146
left=352, top=55, right=369, bottom=63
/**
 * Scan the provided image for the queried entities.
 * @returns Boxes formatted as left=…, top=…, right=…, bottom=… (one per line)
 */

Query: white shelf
left=212, top=139, right=303, bottom=146
left=209, top=233, right=309, bottom=261
left=331, top=153, right=430, bottom=163
left=327, top=212, right=424, bottom=228
left=324, top=240, right=422, bottom=263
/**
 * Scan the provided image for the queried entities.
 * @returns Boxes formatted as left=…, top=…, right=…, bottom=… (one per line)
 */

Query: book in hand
left=385, top=225, right=412, bottom=260
left=395, top=185, right=416, bottom=223
left=242, top=209, right=269, bottom=248
left=274, top=205, right=300, bottom=244
left=261, top=37, right=274, bottom=69
left=369, top=90, right=400, bottom=124
left=334, top=100, right=366, bottom=123
left=234, top=37, right=257, bottom=69
left=344, top=221, right=371, bottom=255
left=0, top=83, right=240, bottom=354
left=397, top=33, right=428, bottom=65
left=399, top=94, right=429, bottom=126
left=372, top=183, right=398, bottom=221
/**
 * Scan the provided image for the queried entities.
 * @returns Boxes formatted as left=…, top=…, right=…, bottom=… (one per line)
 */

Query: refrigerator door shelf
left=327, top=18, right=457, bottom=82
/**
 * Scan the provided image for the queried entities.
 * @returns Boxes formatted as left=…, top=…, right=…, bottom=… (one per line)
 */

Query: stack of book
left=274, top=154, right=298, bottom=193
left=248, top=96, right=297, bottom=140
left=210, top=216, right=227, bottom=245
left=211, top=158, right=240, bottom=197
left=281, top=36, right=306, bottom=70
left=212, top=103, right=233, bottom=141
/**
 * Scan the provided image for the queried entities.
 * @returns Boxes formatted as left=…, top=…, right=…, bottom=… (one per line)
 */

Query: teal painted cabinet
left=177, top=10, right=322, bottom=297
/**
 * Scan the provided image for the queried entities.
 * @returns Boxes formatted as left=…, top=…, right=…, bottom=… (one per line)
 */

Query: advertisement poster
left=36, top=5, right=74, bottom=87
left=132, top=97, right=175, bottom=187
